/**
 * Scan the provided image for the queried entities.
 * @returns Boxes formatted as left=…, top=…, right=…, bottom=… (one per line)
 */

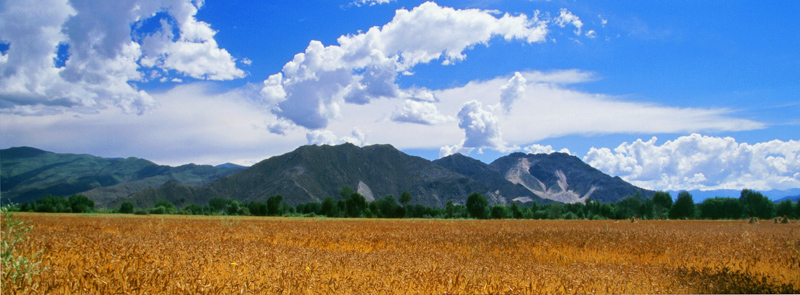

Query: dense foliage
left=9, top=189, right=800, bottom=221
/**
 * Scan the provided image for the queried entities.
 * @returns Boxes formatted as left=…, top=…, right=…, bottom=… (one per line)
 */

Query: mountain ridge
left=4, top=144, right=659, bottom=209
left=120, top=143, right=502, bottom=209
left=0, top=146, right=245, bottom=207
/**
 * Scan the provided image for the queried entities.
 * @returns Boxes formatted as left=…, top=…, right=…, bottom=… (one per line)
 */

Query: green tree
left=68, top=194, right=94, bottom=213
left=208, top=198, right=228, bottom=213
left=466, top=192, right=488, bottom=219
left=547, top=203, right=563, bottom=219
left=490, top=205, right=507, bottom=219
left=118, top=201, right=135, bottom=214
left=375, top=195, right=400, bottom=218
left=614, top=195, right=642, bottom=220
left=669, top=191, right=695, bottom=219
left=776, top=199, right=795, bottom=218
left=345, top=192, right=367, bottom=218
left=739, top=189, right=774, bottom=219
left=599, top=203, right=614, bottom=219
left=796, top=200, right=800, bottom=219
left=699, top=197, right=744, bottom=219
left=184, top=204, right=203, bottom=215
left=400, top=191, right=413, bottom=207
left=321, top=197, right=338, bottom=217
left=267, top=195, right=283, bottom=216
left=248, top=201, right=268, bottom=216
left=509, top=202, right=523, bottom=219
left=653, top=191, right=673, bottom=219
left=226, top=200, right=241, bottom=215
left=153, top=199, right=176, bottom=214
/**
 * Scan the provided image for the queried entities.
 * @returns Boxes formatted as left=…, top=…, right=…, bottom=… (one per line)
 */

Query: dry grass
left=3, top=214, right=800, bottom=294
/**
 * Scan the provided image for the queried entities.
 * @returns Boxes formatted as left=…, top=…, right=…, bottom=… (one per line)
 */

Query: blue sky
left=1, top=0, right=798, bottom=193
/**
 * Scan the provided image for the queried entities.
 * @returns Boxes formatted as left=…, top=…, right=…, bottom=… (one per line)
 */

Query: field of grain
left=3, top=214, right=799, bottom=294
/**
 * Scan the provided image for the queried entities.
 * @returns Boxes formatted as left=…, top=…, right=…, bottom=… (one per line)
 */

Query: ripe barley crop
left=3, top=214, right=799, bottom=294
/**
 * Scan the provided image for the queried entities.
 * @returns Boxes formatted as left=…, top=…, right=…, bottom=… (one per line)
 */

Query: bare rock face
left=436, top=152, right=653, bottom=204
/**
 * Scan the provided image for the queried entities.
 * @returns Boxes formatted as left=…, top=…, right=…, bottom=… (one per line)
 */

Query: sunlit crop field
left=3, top=214, right=799, bottom=294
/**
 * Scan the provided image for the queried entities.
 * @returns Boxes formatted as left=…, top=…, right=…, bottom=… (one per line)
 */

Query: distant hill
left=777, top=194, right=800, bottom=202
left=121, top=143, right=502, bottom=209
left=0, top=147, right=244, bottom=207
left=437, top=152, right=653, bottom=204
left=667, top=188, right=800, bottom=203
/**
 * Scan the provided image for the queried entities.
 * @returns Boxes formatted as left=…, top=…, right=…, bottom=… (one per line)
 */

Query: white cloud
left=0, top=0, right=243, bottom=116
left=584, top=134, right=800, bottom=191
left=137, top=1, right=244, bottom=80
left=499, top=71, right=527, bottom=114
left=555, top=8, right=583, bottom=35
left=524, top=144, right=572, bottom=155
left=439, top=144, right=464, bottom=158
left=0, top=82, right=303, bottom=166
left=446, top=100, right=516, bottom=155
left=261, top=2, right=549, bottom=130
left=585, top=30, right=597, bottom=39
left=267, top=118, right=295, bottom=135
left=391, top=99, right=452, bottom=125
left=352, top=0, right=394, bottom=7
left=307, top=128, right=367, bottom=146
left=521, top=69, right=596, bottom=84
left=433, top=71, right=765, bottom=146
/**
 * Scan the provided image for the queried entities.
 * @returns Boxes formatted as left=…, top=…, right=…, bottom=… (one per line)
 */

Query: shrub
left=1, top=205, right=41, bottom=282
left=118, top=201, right=135, bottom=214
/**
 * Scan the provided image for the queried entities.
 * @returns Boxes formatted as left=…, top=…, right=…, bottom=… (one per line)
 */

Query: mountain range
left=0, top=147, right=244, bottom=207
left=3, top=144, right=657, bottom=209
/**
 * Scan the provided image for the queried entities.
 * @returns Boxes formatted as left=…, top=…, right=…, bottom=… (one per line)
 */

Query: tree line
left=8, top=188, right=800, bottom=220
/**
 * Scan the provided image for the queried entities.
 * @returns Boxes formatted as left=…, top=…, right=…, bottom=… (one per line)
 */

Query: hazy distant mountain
left=215, top=163, right=248, bottom=169
left=485, top=152, right=654, bottom=203
left=778, top=195, right=800, bottom=202
left=0, top=147, right=244, bottom=207
left=122, top=143, right=502, bottom=209
left=667, top=188, right=800, bottom=203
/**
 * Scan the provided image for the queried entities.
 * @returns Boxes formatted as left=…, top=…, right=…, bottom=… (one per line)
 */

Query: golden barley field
left=3, top=214, right=799, bottom=294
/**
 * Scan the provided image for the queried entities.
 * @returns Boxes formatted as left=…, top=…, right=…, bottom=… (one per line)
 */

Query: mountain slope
left=0, top=147, right=244, bottom=206
left=432, top=153, right=553, bottom=204
left=488, top=152, right=654, bottom=203
left=123, top=144, right=504, bottom=209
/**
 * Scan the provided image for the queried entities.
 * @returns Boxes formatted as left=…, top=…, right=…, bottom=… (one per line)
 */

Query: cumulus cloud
left=307, top=128, right=367, bottom=146
left=391, top=99, right=452, bottom=125
left=440, top=100, right=517, bottom=157
left=262, top=2, right=549, bottom=130
left=499, top=72, right=527, bottom=114
left=267, top=118, right=295, bottom=135
left=555, top=8, right=583, bottom=35
left=584, top=134, right=800, bottom=191
left=524, top=144, right=573, bottom=156
left=459, top=100, right=509, bottom=151
left=0, top=0, right=243, bottom=116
